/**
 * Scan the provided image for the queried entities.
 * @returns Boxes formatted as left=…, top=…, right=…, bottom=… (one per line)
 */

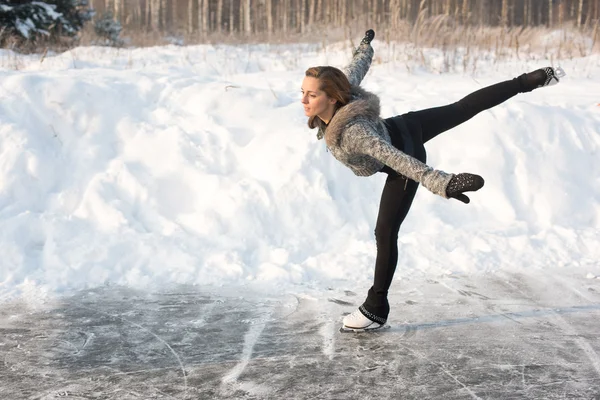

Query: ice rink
left=2, top=270, right=600, bottom=399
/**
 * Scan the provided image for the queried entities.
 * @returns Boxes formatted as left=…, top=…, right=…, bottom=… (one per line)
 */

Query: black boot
left=517, top=67, right=564, bottom=92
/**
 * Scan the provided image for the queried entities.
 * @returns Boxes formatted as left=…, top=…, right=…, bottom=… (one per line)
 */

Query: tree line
left=97, top=0, right=600, bottom=38
left=2, top=0, right=598, bottom=49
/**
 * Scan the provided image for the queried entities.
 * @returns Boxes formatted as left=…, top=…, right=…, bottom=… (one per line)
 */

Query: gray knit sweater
left=315, top=43, right=453, bottom=198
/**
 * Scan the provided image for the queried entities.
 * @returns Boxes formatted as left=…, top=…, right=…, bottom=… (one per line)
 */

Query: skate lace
left=358, top=305, right=387, bottom=324
left=543, top=67, right=555, bottom=86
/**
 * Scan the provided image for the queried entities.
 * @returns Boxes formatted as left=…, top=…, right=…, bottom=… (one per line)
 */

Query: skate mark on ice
left=401, top=324, right=417, bottom=339
left=457, top=290, right=491, bottom=300
left=56, top=331, right=95, bottom=355
left=190, top=298, right=220, bottom=326
left=562, top=278, right=600, bottom=303
left=549, top=282, right=600, bottom=378
left=438, top=279, right=491, bottom=300
left=549, top=277, right=600, bottom=378
left=502, top=277, right=600, bottom=380
left=399, top=343, right=483, bottom=400
left=221, top=308, right=272, bottom=384
left=392, top=304, right=600, bottom=333
left=79, top=331, right=94, bottom=351
left=485, top=304, right=523, bottom=325
left=497, top=311, right=523, bottom=325
left=319, top=320, right=336, bottom=360
left=344, top=290, right=357, bottom=296
left=276, top=294, right=300, bottom=321
left=77, top=304, right=188, bottom=394
left=543, top=312, right=600, bottom=379
left=327, top=298, right=354, bottom=306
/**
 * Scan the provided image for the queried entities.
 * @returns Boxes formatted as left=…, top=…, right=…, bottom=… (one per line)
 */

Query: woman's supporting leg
left=407, top=78, right=523, bottom=144
left=361, top=169, right=420, bottom=320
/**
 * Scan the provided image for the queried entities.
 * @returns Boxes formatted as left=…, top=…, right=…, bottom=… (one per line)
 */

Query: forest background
left=84, top=0, right=600, bottom=51
left=1, top=0, right=599, bottom=55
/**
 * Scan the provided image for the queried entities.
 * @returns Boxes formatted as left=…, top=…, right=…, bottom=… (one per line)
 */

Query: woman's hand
left=361, top=29, right=375, bottom=45
left=446, top=173, right=485, bottom=204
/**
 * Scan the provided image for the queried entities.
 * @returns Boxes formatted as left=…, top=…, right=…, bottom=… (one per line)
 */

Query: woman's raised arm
left=343, top=29, right=375, bottom=87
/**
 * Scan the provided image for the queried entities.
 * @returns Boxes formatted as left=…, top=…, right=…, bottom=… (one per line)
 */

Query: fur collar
left=316, top=86, right=381, bottom=148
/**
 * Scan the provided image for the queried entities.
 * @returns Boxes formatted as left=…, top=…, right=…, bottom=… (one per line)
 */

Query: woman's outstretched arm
left=344, top=30, right=375, bottom=87
left=341, top=125, right=454, bottom=198
left=343, top=126, right=485, bottom=203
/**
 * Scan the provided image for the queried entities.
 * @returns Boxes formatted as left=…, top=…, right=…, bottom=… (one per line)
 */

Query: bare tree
left=371, top=0, right=378, bottom=27
left=281, top=0, right=289, bottom=34
left=501, top=0, right=508, bottom=27
left=266, top=0, right=273, bottom=35
left=216, top=0, right=223, bottom=33
left=151, top=0, right=161, bottom=30
left=461, top=0, right=469, bottom=25
left=443, top=0, right=451, bottom=20
left=243, top=0, right=251, bottom=35
left=523, top=0, right=532, bottom=27
left=299, top=0, right=306, bottom=33
left=113, top=0, right=122, bottom=21
left=229, top=0, right=235, bottom=34
left=559, top=0, right=565, bottom=26
left=161, top=0, right=165, bottom=30
left=188, top=0, right=194, bottom=33
left=338, top=0, right=346, bottom=27
left=308, top=0, right=316, bottom=30
left=203, top=0, right=209, bottom=35
left=197, top=0, right=208, bottom=37
left=315, top=0, right=322, bottom=23
left=390, top=0, right=400, bottom=31
left=132, top=0, right=143, bottom=29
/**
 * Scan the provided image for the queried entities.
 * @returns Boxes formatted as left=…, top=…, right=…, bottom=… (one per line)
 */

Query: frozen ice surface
left=1, top=270, right=600, bottom=399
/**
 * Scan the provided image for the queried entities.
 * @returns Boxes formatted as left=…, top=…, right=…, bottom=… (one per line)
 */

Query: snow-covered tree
left=94, top=12, right=123, bottom=47
left=0, top=0, right=93, bottom=47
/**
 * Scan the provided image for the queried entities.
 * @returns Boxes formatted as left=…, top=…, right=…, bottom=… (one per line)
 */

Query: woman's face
left=301, top=76, right=337, bottom=120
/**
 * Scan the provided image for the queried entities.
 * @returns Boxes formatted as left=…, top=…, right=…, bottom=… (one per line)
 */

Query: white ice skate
left=541, top=66, right=566, bottom=87
left=340, top=308, right=389, bottom=333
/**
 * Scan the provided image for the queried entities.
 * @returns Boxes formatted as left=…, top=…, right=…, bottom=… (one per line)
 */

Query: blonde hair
left=305, top=66, right=351, bottom=129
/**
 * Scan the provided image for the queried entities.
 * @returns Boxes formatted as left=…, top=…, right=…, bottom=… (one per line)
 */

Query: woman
left=301, top=29, right=563, bottom=332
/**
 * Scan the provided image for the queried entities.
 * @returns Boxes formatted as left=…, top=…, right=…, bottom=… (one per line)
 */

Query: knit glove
left=361, top=29, right=375, bottom=45
left=446, top=173, right=485, bottom=204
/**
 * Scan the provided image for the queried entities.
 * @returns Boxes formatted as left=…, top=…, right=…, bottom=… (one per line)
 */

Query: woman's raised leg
left=410, top=78, right=522, bottom=144
left=410, top=68, right=556, bottom=144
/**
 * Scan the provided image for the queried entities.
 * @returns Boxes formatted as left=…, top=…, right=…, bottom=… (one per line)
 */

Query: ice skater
left=300, top=29, right=563, bottom=332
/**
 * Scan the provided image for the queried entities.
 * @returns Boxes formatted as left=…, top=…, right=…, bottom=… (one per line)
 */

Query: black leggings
left=363, top=77, right=523, bottom=319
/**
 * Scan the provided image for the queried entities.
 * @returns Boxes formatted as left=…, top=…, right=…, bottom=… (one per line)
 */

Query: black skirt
left=380, top=115, right=427, bottom=176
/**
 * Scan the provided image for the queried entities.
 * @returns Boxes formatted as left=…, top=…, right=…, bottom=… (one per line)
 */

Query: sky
left=0, top=39, right=599, bottom=303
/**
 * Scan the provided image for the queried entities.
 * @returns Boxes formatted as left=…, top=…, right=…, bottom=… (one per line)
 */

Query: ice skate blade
left=555, top=66, right=567, bottom=78
left=339, top=324, right=390, bottom=333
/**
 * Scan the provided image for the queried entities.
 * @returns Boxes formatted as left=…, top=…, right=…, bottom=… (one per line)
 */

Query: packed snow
left=0, top=41, right=599, bottom=302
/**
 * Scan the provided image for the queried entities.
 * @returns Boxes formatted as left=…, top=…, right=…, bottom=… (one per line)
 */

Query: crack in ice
left=77, top=305, right=188, bottom=394
left=400, top=343, right=483, bottom=400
